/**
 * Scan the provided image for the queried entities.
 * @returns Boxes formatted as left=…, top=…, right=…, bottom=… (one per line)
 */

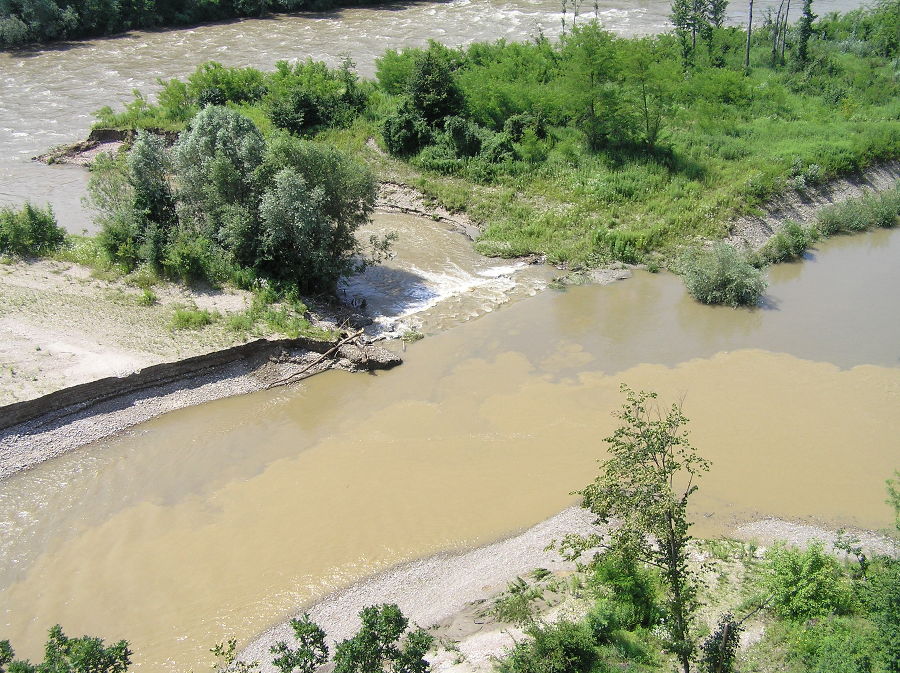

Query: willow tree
left=580, top=386, right=710, bottom=673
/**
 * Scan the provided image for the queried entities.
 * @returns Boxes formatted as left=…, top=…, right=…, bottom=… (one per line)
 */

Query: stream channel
left=1, top=227, right=899, bottom=670
left=0, top=0, right=897, bottom=669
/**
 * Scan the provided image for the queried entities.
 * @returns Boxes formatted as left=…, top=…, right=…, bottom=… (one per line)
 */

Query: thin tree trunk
left=772, top=0, right=785, bottom=65
left=780, top=0, right=791, bottom=61
left=745, top=0, right=754, bottom=69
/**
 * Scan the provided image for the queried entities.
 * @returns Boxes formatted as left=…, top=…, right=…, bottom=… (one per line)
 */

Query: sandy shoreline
left=238, top=506, right=898, bottom=673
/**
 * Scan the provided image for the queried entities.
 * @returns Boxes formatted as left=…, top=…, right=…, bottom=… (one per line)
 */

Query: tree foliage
left=699, top=613, right=742, bottom=673
left=333, top=604, right=432, bottom=673
left=270, top=614, right=328, bottom=673
left=0, top=625, right=130, bottom=673
left=580, top=386, right=709, bottom=673
left=89, top=106, right=378, bottom=294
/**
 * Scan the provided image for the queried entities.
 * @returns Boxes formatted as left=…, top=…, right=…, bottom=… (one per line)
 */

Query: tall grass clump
left=0, top=203, right=67, bottom=257
left=169, top=306, right=218, bottom=330
left=816, top=187, right=900, bottom=236
left=680, top=243, right=767, bottom=307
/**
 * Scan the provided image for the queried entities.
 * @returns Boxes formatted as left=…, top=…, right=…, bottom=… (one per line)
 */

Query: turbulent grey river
left=0, top=0, right=868, bottom=231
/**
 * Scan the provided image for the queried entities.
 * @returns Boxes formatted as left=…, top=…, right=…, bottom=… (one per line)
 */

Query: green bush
left=766, top=542, right=855, bottom=621
left=0, top=625, right=130, bottom=673
left=408, top=49, right=465, bottom=125
left=816, top=188, right=900, bottom=236
left=169, top=307, right=218, bottom=330
left=382, top=103, right=432, bottom=156
left=761, top=220, right=814, bottom=263
left=587, top=553, right=664, bottom=631
left=865, top=559, right=900, bottom=672
left=786, top=617, right=880, bottom=673
left=499, top=621, right=597, bottom=673
left=0, top=203, right=66, bottom=257
left=680, top=243, right=767, bottom=307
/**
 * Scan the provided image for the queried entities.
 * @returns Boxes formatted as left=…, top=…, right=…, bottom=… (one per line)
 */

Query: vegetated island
left=42, top=0, right=900, bottom=308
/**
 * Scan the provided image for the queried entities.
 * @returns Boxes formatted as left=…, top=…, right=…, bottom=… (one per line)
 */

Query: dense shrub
left=333, top=604, right=432, bottom=673
left=408, top=49, right=465, bottom=125
left=443, top=116, right=482, bottom=157
left=816, top=188, right=900, bottom=236
left=587, top=553, right=665, bottom=631
left=766, top=542, right=855, bottom=620
left=760, top=220, right=814, bottom=263
left=382, top=104, right=432, bottom=156
left=865, top=559, right=900, bottom=672
left=0, top=625, right=130, bottom=673
left=784, top=617, right=881, bottom=673
left=0, top=202, right=66, bottom=257
left=680, top=243, right=767, bottom=307
left=499, top=621, right=597, bottom=673
left=90, top=107, right=377, bottom=294
left=265, top=60, right=367, bottom=135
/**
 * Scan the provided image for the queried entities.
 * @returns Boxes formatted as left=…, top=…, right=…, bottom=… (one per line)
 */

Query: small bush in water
left=680, top=243, right=767, bottom=307
left=761, top=220, right=814, bottom=263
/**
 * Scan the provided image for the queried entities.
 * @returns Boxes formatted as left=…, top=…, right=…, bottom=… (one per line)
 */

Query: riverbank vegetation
left=0, top=0, right=394, bottom=49
left=87, top=1, right=899, bottom=283
left=0, top=203, right=66, bottom=258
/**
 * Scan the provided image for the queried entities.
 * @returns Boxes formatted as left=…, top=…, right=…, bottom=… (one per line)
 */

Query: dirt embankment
left=727, top=161, right=900, bottom=249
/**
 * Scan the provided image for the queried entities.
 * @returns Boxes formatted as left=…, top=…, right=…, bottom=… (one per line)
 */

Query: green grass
left=169, top=306, right=219, bottom=330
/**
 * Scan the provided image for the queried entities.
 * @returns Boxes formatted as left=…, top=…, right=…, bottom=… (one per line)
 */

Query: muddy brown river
left=0, top=0, right=896, bottom=667
left=2, top=226, right=899, bottom=670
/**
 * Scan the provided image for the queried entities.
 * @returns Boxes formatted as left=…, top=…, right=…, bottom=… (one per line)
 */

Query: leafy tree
left=623, top=37, right=676, bottom=148
left=559, top=22, right=623, bottom=150
left=333, top=604, right=432, bottom=673
left=796, top=0, right=816, bottom=65
left=579, top=386, right=710, bottom=673
left=707, top=0, right=728, bottom=28
left=128, top=130, right=177, bottom=265
left=172, top=105, right=265, bottom=235
left=270, top=614, right=328, bottom=673
left=407, top=49, right=464, bottom=126
left=699, top=613, right=742, bottom=673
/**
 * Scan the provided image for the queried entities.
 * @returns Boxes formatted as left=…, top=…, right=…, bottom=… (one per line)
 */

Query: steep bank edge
left=0, top=336, right=400, bottom=480
left=726, top=160, right=900, bottom=250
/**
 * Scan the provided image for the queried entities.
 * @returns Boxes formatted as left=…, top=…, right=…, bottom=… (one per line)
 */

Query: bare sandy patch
left=0, top=258, right=254, bottom=405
